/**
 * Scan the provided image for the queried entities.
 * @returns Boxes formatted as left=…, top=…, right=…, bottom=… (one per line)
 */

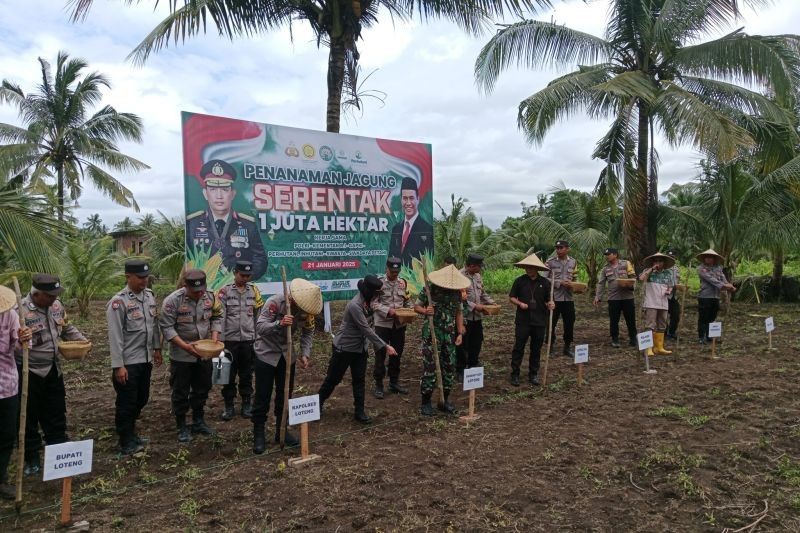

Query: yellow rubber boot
left=653, top=332, right=672, bottom=355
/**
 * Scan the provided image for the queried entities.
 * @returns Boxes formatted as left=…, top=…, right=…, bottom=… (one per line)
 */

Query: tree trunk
left=771, top=247, right=784, bottom=300
left=624, top=103, right=653, bottom=269
left=326, top=37, right=346, bottom=133
left=57, top=165, right=65, bottom=224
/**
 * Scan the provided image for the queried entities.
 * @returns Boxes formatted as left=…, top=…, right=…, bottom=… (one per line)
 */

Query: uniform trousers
left=0, top=394, right=18, bottom=482
left=608, top=299, right=637, bottom=341
left=18, top=364, right=67, bottom=460
left=667, top=298, right=681, bottom=336
left=112, top=362, right=152, bottom=442
left=456, top=320, right=483, bottom=374
left=251, top=357, right=295, bottom=430
left=697, top=298, right=720, bottom=339
left=221, top=340, right=254, bottom=401
left=551, top=301, right=575, bottom=344
left=169, top=359, right=212, bottom=418
left=318, top=346, right=367, bottom=410
left=374, top=326, right=405, bottom=384
left=511, top=323, right=545, bottom=378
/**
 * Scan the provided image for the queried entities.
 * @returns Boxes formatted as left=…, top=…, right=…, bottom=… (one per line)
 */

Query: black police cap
left=555, top=240, right=570, bottom=248
left=32, top=273, right=64, bottom=296
left=386, top=257, right=402, bottom=271
left=603, top=248, right=619, bottom=255
left=184, top=269, right=207, bottom=289
left=465, top=253, right=484, bottom=266
left=125, top=259, right=151, bottom=277
left=234, top=261, right=253, bottom=273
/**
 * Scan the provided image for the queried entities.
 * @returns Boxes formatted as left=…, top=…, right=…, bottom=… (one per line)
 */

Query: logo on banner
left=351, top=150, right=367, bottom=165
left=331, top=280, right=352, bottom=290
left=285, top=143, right=299, bottom=157
left=302, top=144, right=315, bottom=159
left=319, top=145, right=333, bottom=161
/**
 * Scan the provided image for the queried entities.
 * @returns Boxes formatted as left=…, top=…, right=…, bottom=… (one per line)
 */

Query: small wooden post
left=643, top=351, right=657, bottom=374
left=13, top=277, right=29, bottom=513
left=768, top=331, right=773, bottom=351
left=542, top=269, right=556, bottom=388
left=287, top=422, right=320, bottom=468
left=60, top=477, right=72, bottom=526
left=279, top=267, right=293, bottom=449
left=711, top=337, right=718, bottom=359
left=577, top=363, right=584, bottom=387
left=459, top=390, right=480, bottom=422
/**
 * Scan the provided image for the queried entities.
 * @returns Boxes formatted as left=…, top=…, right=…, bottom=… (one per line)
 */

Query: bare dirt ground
left=1, top=294, right=799, bottom=532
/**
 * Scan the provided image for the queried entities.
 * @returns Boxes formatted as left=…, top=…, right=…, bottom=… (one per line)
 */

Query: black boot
left=420, top=393, right=435, bottom=416
left=176, top=416, right=193, bottom=443
left=529, top=374, right=540, bottom=386
left=354, top=408, right=372, bottom=424
left=389, top=381, right=408, bottom=395
left=611, top=338, right=620, bottom=348
left=563, top=343, right=574, bottom=357
left=253, top=424, right=266, bottom=455
left=274, top=428, right=300, bottom=447
left=353, top=377, right=371, bottom=423
left=240, top=396, right=252, bottom=419
left=373, top=381, right=384, bottom=400
left=0, top=475, right=14, bottom=500
left=221, top=398, right=235, bottom=421
left=628, top=337, right=637, bottom=347
left=191, top=412, right=214, bottom=435
left=510, top=373, right=520, bottom=387
left=119, top=428, right=144, bottom=456
left=23, top=450, right=40, bottom=476
left=437, top=390, right=457, bottom=416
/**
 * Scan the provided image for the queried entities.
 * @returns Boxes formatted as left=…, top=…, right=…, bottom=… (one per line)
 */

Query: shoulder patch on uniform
left=399, top=279, right=407, bottom=288
left=268, top=302, right=278, bottom=314
left=237, top=212, right=255, bottom=222
left=187, top=210, right=205, bottom=220
left=111, top=298, right=123, bottom=310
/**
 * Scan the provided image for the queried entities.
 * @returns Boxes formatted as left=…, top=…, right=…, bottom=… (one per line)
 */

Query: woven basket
left=570, top=282, right=588, bottom=294
left=616, top=278, right=636, bottom=289
left=394, top=308, right=417, bottom=325
left=58, top=341, right=92, bottom=361
left=483, top=304, right=502, bottom=316
left=192, top=339, right=224, bottom=360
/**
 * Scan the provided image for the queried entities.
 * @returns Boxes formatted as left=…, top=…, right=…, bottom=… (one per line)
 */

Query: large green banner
left=182, top=112, right=434, bottom=298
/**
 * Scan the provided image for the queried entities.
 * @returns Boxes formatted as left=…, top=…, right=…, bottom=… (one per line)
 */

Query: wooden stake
left=676, top=262, right=689, bottom=353
left=287, top=422, right=320, bottom=468
left=711, top=337, right=718, bottom=359
left=768, top=331, right=773, bottom=351
left=279, top=267, right=293, bottom=449
left=60, top=477, right=72, bottom=526
left=421, top=259, right=445, bottom=406
left=459, top=389, right=480, bottom=422
left=577, top=363, right=584, bottom=388
left=541, top=269, right=556, bottom=388
left=13, top=277, right=29, bottom=512
left=643, top=350, right=657, bottom=374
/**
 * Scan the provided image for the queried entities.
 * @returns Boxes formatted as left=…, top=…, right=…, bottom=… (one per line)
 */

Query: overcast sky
left=1, top=0, right=798, bottom=229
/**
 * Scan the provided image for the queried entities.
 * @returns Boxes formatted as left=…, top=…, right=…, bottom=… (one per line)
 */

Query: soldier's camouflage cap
left=201, top=159, right=236, bottom=187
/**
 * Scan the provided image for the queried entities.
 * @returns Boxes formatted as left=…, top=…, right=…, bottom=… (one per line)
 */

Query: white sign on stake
left=708, top=322, right=722, bottom=338
left=288, top=394, right=321, bottom=426
left=637, top=330, right=654, bottom=350
left=463, top=367, right=484, bottom=391
left=574, top=344, right=589, bottom=365
left=43, top=440, right=93, bottom=481
left=765, top=317, right=775, bottom=333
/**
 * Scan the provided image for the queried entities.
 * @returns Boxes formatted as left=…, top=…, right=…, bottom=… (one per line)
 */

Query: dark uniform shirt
left=186, top=210, right=268, bottom=279
left=509, top=274, right=551, bottom=327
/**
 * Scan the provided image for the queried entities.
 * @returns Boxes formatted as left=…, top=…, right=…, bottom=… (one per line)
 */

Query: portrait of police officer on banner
left=388, top=177, right=433, bottom=267
left=186, top=159, right=268, bottom=279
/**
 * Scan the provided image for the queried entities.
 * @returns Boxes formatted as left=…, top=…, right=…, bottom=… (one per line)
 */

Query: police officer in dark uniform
left=186, top=159, right=268, bottom=279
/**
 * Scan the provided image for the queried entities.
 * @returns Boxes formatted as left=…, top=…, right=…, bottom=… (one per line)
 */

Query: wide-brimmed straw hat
left=290, top=278, right=323, bottom=315
left=427, top=265, right=470, bottom=290
left=696, top=248, right=724, bottom=263
left=644, top=253, right=675, bottom=269
left=0, top=286, right=16, bottom=313
left=514, top=254, right=550, bottom=270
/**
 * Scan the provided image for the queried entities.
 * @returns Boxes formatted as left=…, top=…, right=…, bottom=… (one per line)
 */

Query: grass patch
left=650, top=405, right=710, bottom=428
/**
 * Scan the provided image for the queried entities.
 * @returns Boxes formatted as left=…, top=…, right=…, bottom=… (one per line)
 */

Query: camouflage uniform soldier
left=160, top=270, right=223, bottom=442
left=216, top=261, right=264, bottom=421
left=371, top=257, right=412, bottom=399
left=106, top=259, right=162, bottom=455
left=16, top=274, right=88, bottom=475
left=414, top=265, right=468, bottom=417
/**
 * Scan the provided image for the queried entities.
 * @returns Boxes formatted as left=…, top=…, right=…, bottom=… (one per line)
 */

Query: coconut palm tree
left=0, top=179, right=64, bottom=277
left=113, top=216, right=136, bottom=232
left=61, top=235, right=121, bottom=318
left=138, top=213, right=156, bottom=230
left=145, top=212, right=186, bottom=283
left=83, top=213, right=107, bottom=237
left=71, top=0, right=556, bottom=133
left=433, top=194, right=486, bottom=264
left=0, top=51, right=148, bottom=223
left=475, top=0, right=800, bottom=266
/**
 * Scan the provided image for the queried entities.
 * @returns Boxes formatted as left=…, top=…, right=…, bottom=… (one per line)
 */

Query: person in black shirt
left=508, top=254, right=555, bottom=386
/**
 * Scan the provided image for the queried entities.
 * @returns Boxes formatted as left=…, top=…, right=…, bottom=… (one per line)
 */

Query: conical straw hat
left=290, top=278, right=323, bottom=315
left=514, top=253, right=550, bottom=270
left=427, top=264, right=470, bottom=290
left=696, top=248, right=723, bottom=263
left=643, top=252, right=675, bottom=269
left=0, top=286, right=15, bottom=314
